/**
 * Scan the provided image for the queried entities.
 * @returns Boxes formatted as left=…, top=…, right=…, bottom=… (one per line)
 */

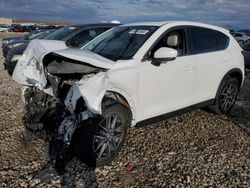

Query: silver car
left=231, top=32, right=250, bottom=45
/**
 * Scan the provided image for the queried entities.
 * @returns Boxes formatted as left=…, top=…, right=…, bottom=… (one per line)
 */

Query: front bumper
left=4, top=52, right=18, bottom=76
left=2, top=46, right=10, bottom=58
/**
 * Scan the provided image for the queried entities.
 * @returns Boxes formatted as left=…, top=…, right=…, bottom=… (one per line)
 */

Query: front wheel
left=209, top=77, right=239, bottom=115
left=94, top=104, right=130, bottom=166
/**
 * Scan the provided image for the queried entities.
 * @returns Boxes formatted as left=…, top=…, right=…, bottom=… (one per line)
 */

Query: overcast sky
left=0, top=0, right=249, bottom=28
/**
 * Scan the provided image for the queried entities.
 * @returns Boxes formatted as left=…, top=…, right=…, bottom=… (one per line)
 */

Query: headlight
left=9, top=43, right=22, bottom=48
left=3, top=39, right=14, bottom=44
left=11, top=55, right=22, bottom=62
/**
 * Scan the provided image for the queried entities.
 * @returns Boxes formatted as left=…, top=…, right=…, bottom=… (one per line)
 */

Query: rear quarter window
left=188, top=27, right=229, bottom=54
left=215, top=31, right=229, bottom=50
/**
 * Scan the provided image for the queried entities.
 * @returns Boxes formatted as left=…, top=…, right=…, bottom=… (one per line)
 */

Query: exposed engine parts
left=22, top=87, right=100, bottom=173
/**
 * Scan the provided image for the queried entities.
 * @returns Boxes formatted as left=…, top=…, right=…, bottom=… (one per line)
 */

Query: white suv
left=13, top=21, right=245, bottom=166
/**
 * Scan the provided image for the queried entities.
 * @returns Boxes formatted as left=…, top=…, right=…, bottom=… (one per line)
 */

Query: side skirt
left=136, top=99, right=215, bottom=127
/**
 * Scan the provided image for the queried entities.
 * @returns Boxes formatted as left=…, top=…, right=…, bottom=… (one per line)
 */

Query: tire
left=238, top=40, right=244, bottom=46
left=94, top=103, right=130, bottom=167
left=209, top=76, right=239, bottom=115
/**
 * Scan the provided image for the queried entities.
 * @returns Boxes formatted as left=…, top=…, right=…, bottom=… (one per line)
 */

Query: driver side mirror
left=153, top=47, right=177, bottom=62
left=152, top=47, right=177, bottom=66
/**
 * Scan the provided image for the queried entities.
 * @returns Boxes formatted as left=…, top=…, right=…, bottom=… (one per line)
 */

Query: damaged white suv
left=13, top=21, right=244, bottom=166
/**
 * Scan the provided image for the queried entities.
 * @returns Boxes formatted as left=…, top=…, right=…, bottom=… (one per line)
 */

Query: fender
left=106, top=87, right=137, bottom=126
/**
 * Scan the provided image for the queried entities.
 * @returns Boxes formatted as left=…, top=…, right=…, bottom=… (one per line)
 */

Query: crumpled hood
left=53, top=48, right=115, bottom=69
left=12, top=39, right=67, bottom=89
left=12, top=39, right=116, bottom=90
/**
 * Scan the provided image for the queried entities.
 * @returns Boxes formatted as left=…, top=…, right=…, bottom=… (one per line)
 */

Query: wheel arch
left=215, top=68, right=243, bottom=101
left=101, top=89, right=136, bottom=126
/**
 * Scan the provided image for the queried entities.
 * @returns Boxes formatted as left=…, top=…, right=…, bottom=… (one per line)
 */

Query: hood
left=3, top=36, right=23, bottom=42
left=10, top=42, right=29, bottom=54
left=12, top=39, right=67, bottom=89
left=6, top=40, right=27, bottom=47
left=53, top=49, right=116, bottom=69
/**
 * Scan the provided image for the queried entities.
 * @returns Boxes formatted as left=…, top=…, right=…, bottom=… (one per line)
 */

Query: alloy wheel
left=94, top=113, right=123, bottom=160
left=219, top=82, right=238, bottom=112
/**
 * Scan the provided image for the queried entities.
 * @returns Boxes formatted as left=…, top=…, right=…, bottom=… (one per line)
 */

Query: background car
left=42, top=23, right=120, bottom=48
left=10, top=24, right=24, bottom=32
left=231, top=32, right=250, bottom=45
left=5, top=23, right=119, bottom=75
left=0, top=25, right=10, bottom=32
left=2, top=30, right=55, bottom=58
left=242, top=39, right=250, bottom=69
left=2, top=30, right=42, bottom=48
left=4, top=43, right=28, bottom=75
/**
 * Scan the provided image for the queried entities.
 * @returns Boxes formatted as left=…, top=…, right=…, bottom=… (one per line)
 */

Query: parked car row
left=2, top=23, right=119, bottom=75
left=0, top=24, right=63, bottom=33
left=3, top=30, right=56, bottom=75
left=1, top=21, right=246, bottom=167
left=231, top=31, right=250, bottom=45
left=0, top=25, right=10, bottom=32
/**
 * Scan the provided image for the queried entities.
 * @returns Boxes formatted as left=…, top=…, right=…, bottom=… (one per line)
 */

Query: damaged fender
left=12, top=39, right=67, bottom=89
left=65, top=72, right=109, bottom=115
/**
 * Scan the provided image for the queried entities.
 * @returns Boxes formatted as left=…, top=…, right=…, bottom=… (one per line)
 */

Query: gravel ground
left=0, top=33, right=249, bottom=187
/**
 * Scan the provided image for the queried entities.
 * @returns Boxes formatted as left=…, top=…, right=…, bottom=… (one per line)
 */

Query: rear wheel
left=209, top=76, right=239, bottom=115
left=94, top=104, right=130, bottom=166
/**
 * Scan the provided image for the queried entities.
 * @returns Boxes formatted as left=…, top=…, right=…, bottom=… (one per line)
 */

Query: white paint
left=154, top=47, right=177, bottom=59
left=54, top=49, right=115, bottom=69
left=12, top=39, right=67, bottom=89
left=13, top=21, right=245, bottom=126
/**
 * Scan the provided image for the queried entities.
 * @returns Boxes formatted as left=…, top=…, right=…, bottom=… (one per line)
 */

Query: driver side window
left=149, top=29, right=186, bottom=59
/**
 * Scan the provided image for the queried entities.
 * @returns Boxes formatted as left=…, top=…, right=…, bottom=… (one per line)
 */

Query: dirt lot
left=0, top=33, right=249, bottom=187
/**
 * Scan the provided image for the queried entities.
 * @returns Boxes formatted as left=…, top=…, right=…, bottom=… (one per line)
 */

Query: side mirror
left=152, top=47, right=177, bottom=66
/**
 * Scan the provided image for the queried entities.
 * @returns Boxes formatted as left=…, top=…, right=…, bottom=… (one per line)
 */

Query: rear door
left=187, top=26, right=230, bottom=104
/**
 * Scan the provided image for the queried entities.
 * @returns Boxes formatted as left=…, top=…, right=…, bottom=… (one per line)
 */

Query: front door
left=137, top=28, right=196, bottom=122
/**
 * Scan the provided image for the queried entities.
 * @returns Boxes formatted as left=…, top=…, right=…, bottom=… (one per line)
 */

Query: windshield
left=28, top=32, right=48, bottom=40
left=83, top=26, right=158, bottom=61
left=24, top=31, right=37, bottom=39
left=242, top=39, right=250, bottom=50
left=43, top=26, right=78, bottom=40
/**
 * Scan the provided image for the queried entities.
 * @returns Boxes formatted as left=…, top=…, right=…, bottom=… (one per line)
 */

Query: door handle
left=222, top=59, right=229, bottom=63
left=184, top=65, right=194, bottom=71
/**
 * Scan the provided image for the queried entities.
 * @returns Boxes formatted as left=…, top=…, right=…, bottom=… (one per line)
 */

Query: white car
left=13, top=21, right=245, bottom=166
left=0, top=25, right=9, bottom=32
left=231, top=32, right=250, bottom=45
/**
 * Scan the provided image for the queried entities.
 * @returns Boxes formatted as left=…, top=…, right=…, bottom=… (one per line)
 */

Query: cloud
left=0, top=0, right=249, bottom=28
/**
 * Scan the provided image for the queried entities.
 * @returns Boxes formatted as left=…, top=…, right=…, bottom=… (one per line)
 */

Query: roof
left=122, top=21, right=229, bottom=32
left=70, top=23, right=121, bottom=28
